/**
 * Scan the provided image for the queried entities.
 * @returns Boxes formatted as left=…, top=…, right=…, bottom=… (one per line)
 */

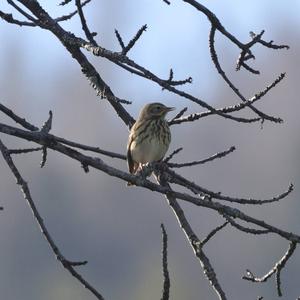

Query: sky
left=1, top=1, right=300, bottom=300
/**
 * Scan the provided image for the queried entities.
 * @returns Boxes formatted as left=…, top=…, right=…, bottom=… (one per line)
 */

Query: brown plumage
left=127, top=102, right=174, bottom=185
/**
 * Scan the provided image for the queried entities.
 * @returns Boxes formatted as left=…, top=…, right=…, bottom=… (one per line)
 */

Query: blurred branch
left=40, top=111, right=53, bottom=168
left=0, top=103, right=39, bottom=131
left=160, top=224, right=170, bottom=300
left=8, top=147, right=43, bottom=155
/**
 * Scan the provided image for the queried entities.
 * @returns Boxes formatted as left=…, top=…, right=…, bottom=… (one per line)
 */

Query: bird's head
left=139, top=102, right=175, bottom=120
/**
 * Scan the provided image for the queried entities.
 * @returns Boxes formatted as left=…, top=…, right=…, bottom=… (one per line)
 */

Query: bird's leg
left=136, top=162, right=154, bottom=180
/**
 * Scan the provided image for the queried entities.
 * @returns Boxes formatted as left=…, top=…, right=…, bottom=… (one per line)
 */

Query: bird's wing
left=127, top=132, right=135, bottom=174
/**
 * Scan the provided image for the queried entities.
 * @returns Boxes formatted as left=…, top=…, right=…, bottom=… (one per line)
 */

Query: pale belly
left=130, top=138, right=168, bottom=164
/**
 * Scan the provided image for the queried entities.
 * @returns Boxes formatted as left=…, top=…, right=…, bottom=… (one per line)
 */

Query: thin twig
left=164, top=165, right=293, bottom=205
left=75, top=0, right=97, bottom=45
left=168, top=107, right=187, bottom=124
left=59, top=0, right=72, bottom=5
left=56, top=0, right=91, bottom=22
left=164, top=147, right=183, bottom=163
left=209, top=26, right=282, bottom=123
left=40, top=111, right=53, bottom=168
left=222, top=214, right=270, bottom=235
left=8, top=147, right=43, bottom=155
left=7, top=0, right=38, bottom=23
left=115, top=29, right=125, bottom=49
left=169, top=72, right=286, bottom=126
left=0, top=104, right=126, bottom=160
left=0, top=10, right=35, bottom=26
left=0, top=103, right=38, bottom=131
left=122, top=25, right=147, bottom=55
left=200, top=222, right=228, bottom=247
left=82, top=42, right=261, bottom=124
left=168, top=146, right=235, bottom=168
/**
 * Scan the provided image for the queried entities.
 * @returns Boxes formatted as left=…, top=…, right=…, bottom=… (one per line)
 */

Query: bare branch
left=200, top=222, right=228, bottom=247
left=122, top=24, right=147, bottom=55
left=164, top=165, right=293, bottom=205
left=243, top=242, right=297, bottom=297
left=0, top=122, right=298, bottom=246
left=0, top=10, right=35, bottom=26
left=168, top=107, right=187, bottom=124
left=168, top=146, right=235, bottom=168
left=169, top=73, right=286, bottom=126
left=41, top=110, right=53, bottom=133
left=56, top=0, right=92, bottom=22
left=59, top=0, right=72, bottom=5
left=155, top=173, right=227, bottom=300
left=8, top=147, right=43, bottom=155
left=164, top=147, right=183, bottom=163
left=114, top=29, right=125, bottom=49
left=0, top=103, right=39, bottom=131
left=7, top=0, right=38, bottom=23
left=80, top=40, right=260, bottom=123
left=75, top=0, right=97, bottom=45
left=40, top=111, right=53, bottom=168
left=160, top=224, right=170, bottom=300
left=209, top=26, right=282, bottom=123
left=162, top=69, right=192, bottom=88
left=0, top=138, right=105, bottom=300
left=222, top=214, right=270, bottom=235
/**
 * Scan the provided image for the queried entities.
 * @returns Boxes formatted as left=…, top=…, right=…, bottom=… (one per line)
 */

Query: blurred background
left=0, top=1, right=300, bottom=299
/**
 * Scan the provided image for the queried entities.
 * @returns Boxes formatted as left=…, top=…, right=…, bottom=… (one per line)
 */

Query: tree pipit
left=127, top=102, right=174, bottom=185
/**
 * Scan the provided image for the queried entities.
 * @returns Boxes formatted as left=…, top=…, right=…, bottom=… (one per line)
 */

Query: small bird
left=127, top=102, right=174, bottom=185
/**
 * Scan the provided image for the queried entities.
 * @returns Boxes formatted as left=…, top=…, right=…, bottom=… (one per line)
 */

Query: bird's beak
left=165, top=107, right=175, bottom=112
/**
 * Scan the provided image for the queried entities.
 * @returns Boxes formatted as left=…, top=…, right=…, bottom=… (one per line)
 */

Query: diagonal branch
left=75, top=0, right=97, bottom=45
left=0, top=138, right=105, bottom=300
left=168, top=146, right=235, bottom=168
left=0, top=103, right=39, bottom=131
left=155, top=172, right=227, bottom=300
